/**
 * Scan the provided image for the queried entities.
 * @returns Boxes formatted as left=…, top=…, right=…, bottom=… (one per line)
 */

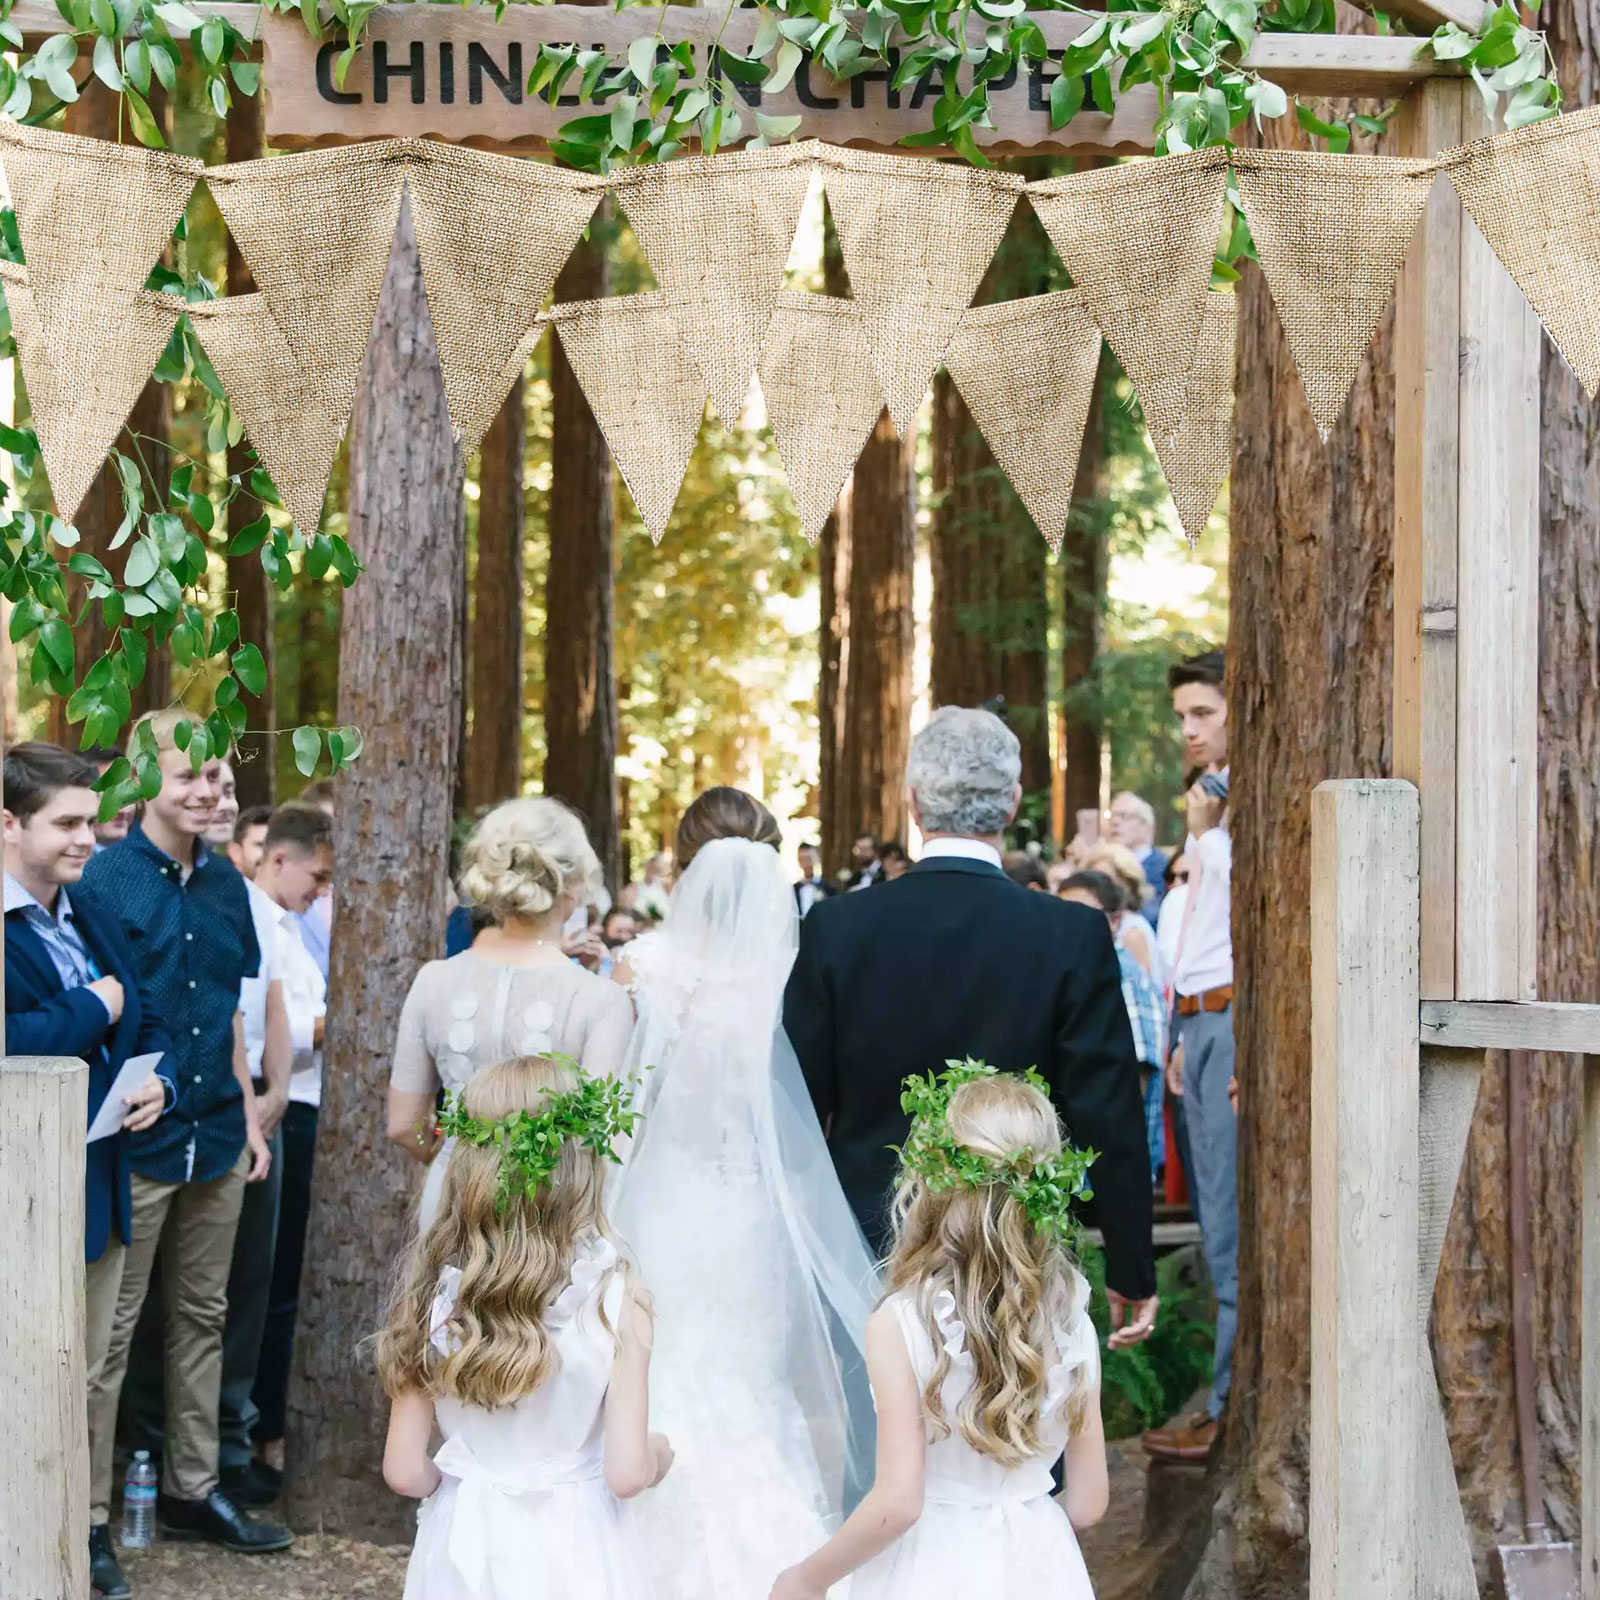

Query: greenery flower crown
left=435, top=1055, right=643, bottom=1213
left=895, top=1059, right=1098, bottom=1251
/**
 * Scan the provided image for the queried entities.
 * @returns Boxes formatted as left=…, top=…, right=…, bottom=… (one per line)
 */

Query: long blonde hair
left=886, top=1074, right=1091, bottom=1466
left=377, top=1056, right=616, bottom=1407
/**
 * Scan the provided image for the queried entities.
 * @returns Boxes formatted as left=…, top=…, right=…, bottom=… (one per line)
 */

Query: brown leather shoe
left=1143, top=1414, right=1221, bottom=1463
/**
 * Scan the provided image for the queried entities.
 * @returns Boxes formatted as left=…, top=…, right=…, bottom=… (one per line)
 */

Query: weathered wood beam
left=1420, top=1000, right=1600, bottom=1054
left=1355, top=0, right=1486, bottom=39
left=1583, top=1055, right=1598, bottom=1600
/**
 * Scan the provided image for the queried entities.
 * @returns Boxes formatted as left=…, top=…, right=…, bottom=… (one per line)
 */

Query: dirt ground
left=117, top=1441, right=1152, bottom=1598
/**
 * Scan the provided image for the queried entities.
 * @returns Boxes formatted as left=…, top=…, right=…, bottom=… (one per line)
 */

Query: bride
left=611, top=788, right=880, bottom=1599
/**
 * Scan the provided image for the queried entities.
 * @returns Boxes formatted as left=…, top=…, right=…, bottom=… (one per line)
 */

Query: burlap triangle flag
left=208, top=139, right=407, bottom=438
left=943, top=289, right=1103, bottom=552
left=1445, top=102, right=1600, bottom=397
left=1233, top=148, right=1433, bottom=439
left=547, top=292, right=707, bottom=543
left=1029, top=148, right=1229, bottom=460
left=1150, top=287, right=1237, bottom=544
left=821, top=149, right=1022, bottom=439
left=756, top=291, right=885, bottom=542
left=190, top=293, right=345, bottom=538
left=0, top=263, right=180, bottom=525
left=0, top=120, right=198, bottom=522
left=610, top=144, right=813, bottom=430
left=406, top=141, right=602, bottom=458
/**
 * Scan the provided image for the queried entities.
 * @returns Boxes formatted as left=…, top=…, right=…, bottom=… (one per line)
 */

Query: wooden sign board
left=261, top=3, right=1160, bottom=155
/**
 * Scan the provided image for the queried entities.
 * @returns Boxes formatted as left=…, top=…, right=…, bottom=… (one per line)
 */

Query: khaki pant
left=90, top=1155, right=248, bottom=1514
left=85, top=1240, right=128, bottom=1525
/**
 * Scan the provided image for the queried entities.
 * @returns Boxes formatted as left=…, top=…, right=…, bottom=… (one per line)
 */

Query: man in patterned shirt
left=82, top=710, right=289, bottom=1555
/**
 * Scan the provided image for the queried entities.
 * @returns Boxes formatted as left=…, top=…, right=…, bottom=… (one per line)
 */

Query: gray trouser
left=1178, top=1005, right=1237, bottom=1418
left=219, top=1123, right=283, bottom=1471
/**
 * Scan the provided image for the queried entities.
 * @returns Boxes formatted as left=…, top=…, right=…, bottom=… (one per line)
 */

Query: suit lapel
left=4, top=914, right=66, bottom=999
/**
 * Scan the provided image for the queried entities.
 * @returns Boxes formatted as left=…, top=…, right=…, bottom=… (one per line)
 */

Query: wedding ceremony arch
left=0, top=1, right=1594, bottom=1596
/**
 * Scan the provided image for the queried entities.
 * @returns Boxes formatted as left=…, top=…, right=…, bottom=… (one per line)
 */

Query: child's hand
left=769, top=1566, right=825, bottom=1600
left=648, top=1432, right=674, bottom=1486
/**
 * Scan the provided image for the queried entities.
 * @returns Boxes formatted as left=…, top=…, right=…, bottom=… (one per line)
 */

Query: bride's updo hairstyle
left=457, top=797, right=601, bottom=925
left=674, top=786, right=781, bottom=872
left=377, top=1056, right=617, bottom=1409
left=886, top=1074, right=1091, bottom=1466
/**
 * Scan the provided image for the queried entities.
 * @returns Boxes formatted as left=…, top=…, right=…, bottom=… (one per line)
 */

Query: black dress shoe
left=219, top=1460, right=280, bottom=1508
left=89, top=1524, right=132, bottom=1600
left=157, top=1489, right=292, bottom=1552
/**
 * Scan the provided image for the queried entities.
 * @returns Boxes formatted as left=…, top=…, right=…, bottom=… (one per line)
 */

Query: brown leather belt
left=1176, top=985, right=1234, bottom=1017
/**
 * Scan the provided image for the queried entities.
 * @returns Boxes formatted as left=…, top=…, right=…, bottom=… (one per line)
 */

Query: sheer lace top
left=391, top=952, right=634, bottom=1097
left=885, top=1280, right=1099, bottom=1506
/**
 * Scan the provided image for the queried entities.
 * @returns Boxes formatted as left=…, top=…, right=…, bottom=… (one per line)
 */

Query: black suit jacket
left=782, top=855, right=1156, bottom=1299
left=4, top=884, right=174, bottom=1261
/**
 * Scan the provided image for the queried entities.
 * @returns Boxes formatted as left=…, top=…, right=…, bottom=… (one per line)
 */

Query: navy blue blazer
left=4, top=884, right=175, bottom=1261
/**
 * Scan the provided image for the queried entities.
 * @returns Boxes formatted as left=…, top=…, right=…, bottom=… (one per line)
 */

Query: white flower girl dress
left=401, top=1234, right=653, bottom=1600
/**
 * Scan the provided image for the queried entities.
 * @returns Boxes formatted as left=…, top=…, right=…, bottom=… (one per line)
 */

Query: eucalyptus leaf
left=292, top=724, right=322, bottom=778
left=765, top=38, right=804, bottom=94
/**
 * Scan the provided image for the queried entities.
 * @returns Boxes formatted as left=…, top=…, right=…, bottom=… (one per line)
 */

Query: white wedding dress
left=612, top=838, right=881, bottom=1600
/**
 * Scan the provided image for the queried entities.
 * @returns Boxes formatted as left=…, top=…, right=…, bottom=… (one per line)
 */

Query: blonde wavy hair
left=886, top=1074, right=1091, bottom=1466
left=1082, top=841, right=1150, bottom=911
left=457, top=797, right=601, bottom=925
left=377, top=1056, right=618, bottom=1407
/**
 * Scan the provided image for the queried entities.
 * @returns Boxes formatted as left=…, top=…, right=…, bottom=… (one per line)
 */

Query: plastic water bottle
left=121, top=1451, right=157, bottom=1550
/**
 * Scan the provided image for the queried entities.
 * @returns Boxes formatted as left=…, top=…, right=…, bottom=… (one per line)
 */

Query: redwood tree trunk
left=817, top=222, right=852, bottom=881
left=1186, top=103, right=1396, bottom=1600
left=836, top=408, right=916, bottom=851
left=1429, top=0, right=1593, bottom=1562
left=545, top=229, right=621, bottom=890
left=223, top=89, right=274, bottom=806
left=464, top=378, right=526, bottom=811
left=285, top=197, right=465, bottom=1540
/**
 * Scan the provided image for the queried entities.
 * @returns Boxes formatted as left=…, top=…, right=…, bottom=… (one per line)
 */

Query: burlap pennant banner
left=0, top=261, right=180, bottom=525
left=208, top=139, right=407, bottom=441
left=757, top=291, right=885, bottom=542
left=1445, top=103, right=1600, bottom=398
left=1233, top=148, right=1434, bottom=439
left=407, top=141, right=602, bottom=458
left=547, top=292, right=707, bottom=543
left=1030, top=147, right=1229, bottom=461
left=1151, top=287, right=1237, bottom=544
left=611, top=144, right=813, bottom=429
left=943, top=289, right=1103, bottom=552
left=821, top=149, right=1023, bottom=439
left=190, top=292, right=345, bottom=538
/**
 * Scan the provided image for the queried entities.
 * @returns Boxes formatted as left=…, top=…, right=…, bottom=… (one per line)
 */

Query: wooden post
left=0, top=1057, right=88, bottom=1600
left=1583, top=1054, right=1598, bottom=1600
left=1311, top=780, right=1420, bottom=1600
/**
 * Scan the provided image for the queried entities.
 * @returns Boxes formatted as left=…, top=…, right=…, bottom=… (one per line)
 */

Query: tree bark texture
left=545, top=227, right=621, bottom=890
left=817, top=219, right=853, bottom=880
left=1058, top=357, right=1110, bottom=826
left=223, top=88, right=274, bottom=806
left=285, top=197, right=465, bottom=1541
left=1186, top=102, right=1397, bottom=1600
left=836, top=407, right=916, bottom=850
left=1429, top=0, right=1594, bottom=1561
left=464, top=378, right=527, bottom=812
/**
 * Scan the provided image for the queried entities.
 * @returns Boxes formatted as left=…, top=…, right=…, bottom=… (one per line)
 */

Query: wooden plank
left=1583, top=1055, right=1598, bottom=1600
left=0, top=1057, right=88, bottom=1600
left=1311, top=780, right=1421, bottom=1600
left=1392, top=79, right=1464, bottom=1003
left=1242, top=32, right=1445, bottom=96
left=1454, top=92, right=1541, bottom=1002
left=1420, top=1001, right=1600, bottom=1054
left=1367, top=0, right=1487, bottom=36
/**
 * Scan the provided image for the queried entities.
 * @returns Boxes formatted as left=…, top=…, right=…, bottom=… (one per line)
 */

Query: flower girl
left=770, top=1062, right=1108, bottom=1600
left=378, top=1054, right=672, bottom=1600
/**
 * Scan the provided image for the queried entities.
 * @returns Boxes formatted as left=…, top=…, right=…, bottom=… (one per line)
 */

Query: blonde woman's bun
left=457, top=798, right=600, bottom=925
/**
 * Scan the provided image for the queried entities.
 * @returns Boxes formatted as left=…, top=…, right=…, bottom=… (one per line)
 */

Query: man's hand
left=1185, top=781, right=1225, bottom=841
left=1106, top=1291, right=1160, bottom=1350
left=561, top=927, right=606, bottom=972
left=88, top=975, right=125, bottom=1024
left=258, top=1085, right=289, bottom=1141
left=121, top=1073, right=166, bottom=1133
left=244, top=1113, right=272, bottom=1182
left=1166, top=1041, right=1185, bottom=1098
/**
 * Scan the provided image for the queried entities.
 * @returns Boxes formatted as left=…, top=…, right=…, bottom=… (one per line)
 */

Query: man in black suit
left=793, top=842, right=837, bottom=918
left=784, top=706, right=1158, bottom=1345
left=4, top=741, right=175, bottom=1600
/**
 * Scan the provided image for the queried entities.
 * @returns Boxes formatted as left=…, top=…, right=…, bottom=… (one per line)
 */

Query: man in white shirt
left=793, top=842, right=836, bottom=917
left=242, top=804, right=331, bottom=1486
left=1146, top=649, right=1235, bottom=1465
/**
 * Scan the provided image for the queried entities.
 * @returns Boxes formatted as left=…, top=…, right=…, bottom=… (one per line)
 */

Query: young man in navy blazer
left=3, top=741, right=175, bottom=1600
